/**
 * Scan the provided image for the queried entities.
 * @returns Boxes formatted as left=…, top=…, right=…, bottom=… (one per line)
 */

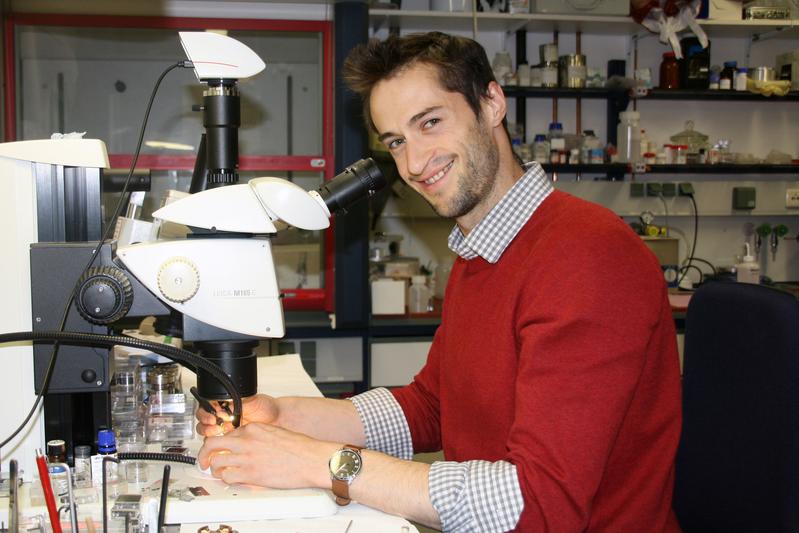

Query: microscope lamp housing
left=179, top=31, right=266, bottom=81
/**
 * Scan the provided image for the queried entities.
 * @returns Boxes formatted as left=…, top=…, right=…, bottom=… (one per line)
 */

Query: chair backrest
left=674, top=281, right=799, bottom=533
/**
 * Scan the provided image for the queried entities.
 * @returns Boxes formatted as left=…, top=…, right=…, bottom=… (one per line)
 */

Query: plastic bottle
left=616, top=111, right=641, bottom=163
left=735, top=243, right=760, bottom=284
left=91, top=429, right=119, bottom=488
left=547, top=122, right=563, bottom=141
left=548, top=122, right=566, bottom=156
left=580, top=130, right=600, bottom=164
left=73, top=445, right=92, bottom=488
left=532, top=134, right=550, bottom=164
left=639, top=129, right=650, bottom=159
left=735, top=67, right=748, bottom=91
left=408, top=276, right=431, bottom=314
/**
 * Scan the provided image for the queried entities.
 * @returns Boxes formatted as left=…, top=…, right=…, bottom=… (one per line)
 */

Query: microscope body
left=3, top=31, right=385, bottom=476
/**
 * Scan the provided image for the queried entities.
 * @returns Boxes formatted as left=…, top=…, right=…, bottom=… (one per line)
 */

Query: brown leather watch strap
left=333, top=478, right=351, bottom=505
left=331, top=444, right=363, bottom=506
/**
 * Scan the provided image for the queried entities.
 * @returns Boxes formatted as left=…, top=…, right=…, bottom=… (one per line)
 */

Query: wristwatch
left=329, top=444, right=363, bottom=505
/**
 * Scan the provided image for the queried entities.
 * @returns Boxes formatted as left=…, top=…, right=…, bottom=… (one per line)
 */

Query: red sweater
left=393, top=190, right=682, bottom=532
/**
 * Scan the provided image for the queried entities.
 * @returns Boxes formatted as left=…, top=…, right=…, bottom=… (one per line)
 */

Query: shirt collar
left=447, top=163, right=553, bottom=263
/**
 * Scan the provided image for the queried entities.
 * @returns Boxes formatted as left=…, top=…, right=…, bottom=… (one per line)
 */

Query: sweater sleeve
left=391, top=328, right=444, bottom=453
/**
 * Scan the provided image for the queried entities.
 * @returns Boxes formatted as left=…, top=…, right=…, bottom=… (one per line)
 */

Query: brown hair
left=342, top=32, right=497, bottom=133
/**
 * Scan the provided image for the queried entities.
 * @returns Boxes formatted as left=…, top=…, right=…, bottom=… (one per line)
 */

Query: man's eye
left=388, top=138, right=404, bottom=150
left=423, top=118, right=441, bottom=129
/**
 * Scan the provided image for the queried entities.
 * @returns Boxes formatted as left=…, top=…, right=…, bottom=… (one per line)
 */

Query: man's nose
left=404, top=141, right=432, bottom=178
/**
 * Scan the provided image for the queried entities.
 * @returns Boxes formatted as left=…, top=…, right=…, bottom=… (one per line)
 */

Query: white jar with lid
left=735, top=243, right=760, bottom=284
left=735, top=67, right=748, bottom=91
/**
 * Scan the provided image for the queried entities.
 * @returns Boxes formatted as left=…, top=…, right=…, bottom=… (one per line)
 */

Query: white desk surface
left=178, top=503, right=415, bottom=533
left=1, top=355, right=418, bottom=532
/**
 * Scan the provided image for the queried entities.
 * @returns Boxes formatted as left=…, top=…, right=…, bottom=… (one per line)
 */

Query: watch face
left=329, top=448, right=362, bottom=482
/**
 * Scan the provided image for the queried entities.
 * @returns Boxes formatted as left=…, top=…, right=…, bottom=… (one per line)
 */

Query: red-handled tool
left=35, top=449, right=62, bottom=533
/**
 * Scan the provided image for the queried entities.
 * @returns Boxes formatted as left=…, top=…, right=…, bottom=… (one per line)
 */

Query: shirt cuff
left=429, top=460, right=524, bottom=533
left=349, top=387, right=413, bottom=460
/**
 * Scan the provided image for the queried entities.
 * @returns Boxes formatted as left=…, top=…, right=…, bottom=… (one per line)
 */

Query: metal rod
left=52, top=463, right=78, bottom=533
left=552, top=30, right=559, bottom=123
left=102, top=456, right=120, bottom=533
left=8, top=459, right=19, bottom=533
left=472, top=0, right=478, bottom=40
left=576, top=31, right=582, bottom=135
left=158, top=464, right=172, bottom=531
left=633, top=33, right=639, bottom=113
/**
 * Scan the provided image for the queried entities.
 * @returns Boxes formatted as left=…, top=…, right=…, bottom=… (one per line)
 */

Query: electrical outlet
left=630, top=183, right=645, bottom=198
left=646, top=182, right=663, bottom=197
left=678, top=182, right=695, bottom=196
left=786, top=188, right=799, bottom=208
left=661, top=183, right=677, bottom=197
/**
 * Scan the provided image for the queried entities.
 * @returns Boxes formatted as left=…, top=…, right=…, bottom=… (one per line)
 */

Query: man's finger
left=219, top=466, right=249, bottom=485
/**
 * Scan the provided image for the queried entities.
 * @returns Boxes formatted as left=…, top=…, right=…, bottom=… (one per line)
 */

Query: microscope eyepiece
left=316, top=158, right=386, bottom=215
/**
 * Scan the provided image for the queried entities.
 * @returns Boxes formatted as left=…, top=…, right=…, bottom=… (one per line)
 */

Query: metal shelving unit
left=369, top=9, right=799, bottom=39
left=502, top=86, right=622, bottom=99
left=639, top=89, right=799, bottom=101
left=644, top=164, right=799, bottom=174
left=540, top=163, right=799, bottom=174
left=502, top=86, right=799, bottom=102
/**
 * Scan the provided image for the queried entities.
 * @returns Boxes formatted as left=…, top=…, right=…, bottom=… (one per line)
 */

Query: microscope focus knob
left=158, top=257, right=200, bottom=303
left=75, top=266, right=134, bottom=325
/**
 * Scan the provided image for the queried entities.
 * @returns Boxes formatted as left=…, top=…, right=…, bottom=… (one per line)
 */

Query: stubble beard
left=429, top=119, right=500, bottom=220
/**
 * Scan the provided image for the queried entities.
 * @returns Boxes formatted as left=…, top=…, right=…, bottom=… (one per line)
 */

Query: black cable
left=678, top=264, right=704, bottom=288
left=687, top=256, right=717, bottom=275
left=0, top=331, right=242, bottom=427
left=676, top=195, right=699, bottom=287
left=158, top=464, right=172, bottom=531
left=117, top=452, right=196, bottom=465
left=0, top=61, right=194, bottom=451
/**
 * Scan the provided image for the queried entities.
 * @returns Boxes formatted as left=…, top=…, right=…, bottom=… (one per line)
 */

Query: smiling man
left=197, top=32, right=683, bottom=532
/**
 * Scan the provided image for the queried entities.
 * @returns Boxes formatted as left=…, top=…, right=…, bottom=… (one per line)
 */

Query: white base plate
left=157, top=463, right=338, bottom=524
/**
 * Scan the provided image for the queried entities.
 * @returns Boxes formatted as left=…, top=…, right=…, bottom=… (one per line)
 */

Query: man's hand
left=197, top=423, right=339, bottom=489
left=195, top=394, right=280, bottom=436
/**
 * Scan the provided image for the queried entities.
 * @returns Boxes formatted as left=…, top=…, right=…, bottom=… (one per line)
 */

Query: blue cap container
left=97, top=429, right=117, bottom=454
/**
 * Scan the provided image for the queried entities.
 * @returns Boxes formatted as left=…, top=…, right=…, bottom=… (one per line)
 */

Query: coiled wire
left=0, top=330, right=242, bottom=427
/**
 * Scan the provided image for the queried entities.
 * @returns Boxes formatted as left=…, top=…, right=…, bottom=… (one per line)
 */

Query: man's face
left=370, top=63, right=499, bottom=221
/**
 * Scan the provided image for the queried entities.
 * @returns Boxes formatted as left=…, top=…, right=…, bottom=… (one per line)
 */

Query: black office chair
left=674, top=281, right=799, bottom=533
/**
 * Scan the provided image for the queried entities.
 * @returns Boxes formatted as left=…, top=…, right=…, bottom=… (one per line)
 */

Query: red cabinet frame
left=3, top=13, right=336, bottom=311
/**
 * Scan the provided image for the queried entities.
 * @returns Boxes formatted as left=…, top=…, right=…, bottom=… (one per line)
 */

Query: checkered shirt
left=349, top=163, right=553, bottom=532
left=448, top=162, right=553, bottom=262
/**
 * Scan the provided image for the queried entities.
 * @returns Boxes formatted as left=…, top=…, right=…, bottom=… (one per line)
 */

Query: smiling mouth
left=423, top=160, right=454, bottom=186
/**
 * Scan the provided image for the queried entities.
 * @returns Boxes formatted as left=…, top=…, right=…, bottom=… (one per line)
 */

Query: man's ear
left=482, top=81, right=507, bottom=128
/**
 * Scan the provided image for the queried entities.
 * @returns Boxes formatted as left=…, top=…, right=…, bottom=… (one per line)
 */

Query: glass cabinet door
left=9, top=16, right=334, bottom=310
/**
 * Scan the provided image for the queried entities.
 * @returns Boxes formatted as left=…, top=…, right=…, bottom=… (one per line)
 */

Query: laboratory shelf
left=538, top=163, right=799, bottom=176
left=540, top=163, right=627, bottom=174
left=369, top=317, right=441, bottom=338
left=503, top=86, right=799, bottom=101
left=637, top=89, right=799, bottom=101
left=643, top=164, right=799, bottom=174
left=502, top=86, right=622, bottom=99
left=369, top=9, right=799, bottom=38
left=369, top=9, right=640, bottom=34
